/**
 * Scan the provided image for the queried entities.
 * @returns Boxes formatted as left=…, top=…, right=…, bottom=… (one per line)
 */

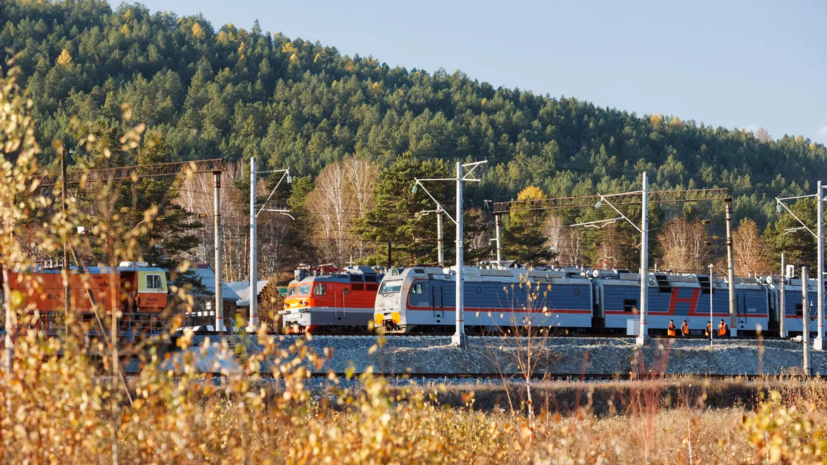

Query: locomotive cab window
left=623, top=299, right=637, bottom=313
left=411, top=283, right=424, bottom=294
left=146, top=274, right=163, bottom=291
left=313, top=284, right=326, bottom=295
left=796, top=303, right=803, bottom=317
left=379, top=280, right=402, bottom=294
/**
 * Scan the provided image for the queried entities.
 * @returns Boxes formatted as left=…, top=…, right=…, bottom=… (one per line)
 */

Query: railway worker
left=718, top=319, right=728, bottom=337
left=681, top=320, right=690, bottom=336
left=667, top=320, right=677, bottom=337
left=705, top=322, right=712, bottom=337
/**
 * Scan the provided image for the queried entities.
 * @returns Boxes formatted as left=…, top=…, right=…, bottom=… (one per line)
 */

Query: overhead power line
left=492, top=188, right=730, bottom=214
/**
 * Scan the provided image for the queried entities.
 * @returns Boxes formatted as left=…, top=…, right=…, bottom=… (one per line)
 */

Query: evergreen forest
left=2, top=0, right=825, bottom=274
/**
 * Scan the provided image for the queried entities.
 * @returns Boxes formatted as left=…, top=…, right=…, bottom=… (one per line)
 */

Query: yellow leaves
left=649, top=113, right=663, bottom=125
left=56, top=49, right=72, bottom=66
left=281, top=42, right=297, bottom=54
left=289, top=53, right=300, bottom=65
left=516, top=185, right=544, bottom=201
left=120, top=24, right=129, bottom=34
left=345, top=61, right=355, bottom=72
left=670, top=116, right=682, bottom=127
left=191, top=23, right=205, bottom=40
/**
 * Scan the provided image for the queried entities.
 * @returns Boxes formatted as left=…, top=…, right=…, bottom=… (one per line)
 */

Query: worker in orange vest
left=718, top=319, right=728, bottom=337
left=705, top=322, right=712, bottom=337
left=681, top=320, right=690, bottom=336
left=667, top=320, right=677, bottom=337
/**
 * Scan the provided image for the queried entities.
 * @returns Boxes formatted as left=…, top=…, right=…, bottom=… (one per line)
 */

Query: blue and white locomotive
left=374, top=266, right=819, bottom=336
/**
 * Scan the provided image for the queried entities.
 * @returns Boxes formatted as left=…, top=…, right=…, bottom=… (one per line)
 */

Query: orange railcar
left=280, top=266, right=384, bottom=332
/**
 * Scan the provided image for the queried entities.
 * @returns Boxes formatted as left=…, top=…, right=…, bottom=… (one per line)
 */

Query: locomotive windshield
left=287, top=286, right=296, bottom=297
left=297, top=284, right=312, bottom=296
left=379, top=280, right=402, bottom=294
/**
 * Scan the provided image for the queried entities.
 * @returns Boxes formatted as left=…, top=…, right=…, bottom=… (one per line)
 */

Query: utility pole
left=250, top=165, right=292, bottom=332
left=780, top=253, right=787, bottom=338
left=436, top=205, right=444, bottom=267
left=454, top=161, right=465, bottom=348
left=725, top=198, right=737, bottom=337
left=709, top=264, right=714, bottom=347
left=802, top=266, right=812, bottom=374
left=249, top=157, right=258, bottom=331
left=412, top=160, right=486, bottom=348
left=570, top=172, right=649, bottom=345
left=776, top=187, right=825, bottom=349
left=816, top=181, right=825, bottom=350
left=214, top=171, right=225, bottom=332
left=61, top=148, right=71, bottom=321
left=638, top=172, right=649, bottom=346
left=494, top=214, right=503, bottom=267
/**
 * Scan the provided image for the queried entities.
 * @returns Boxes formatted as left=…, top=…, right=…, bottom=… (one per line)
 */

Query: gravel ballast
left=182, top=335, right=824, bottom=377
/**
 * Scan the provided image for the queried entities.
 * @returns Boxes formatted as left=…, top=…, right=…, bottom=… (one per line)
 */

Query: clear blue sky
left=120, top=0, right=827, bottom=144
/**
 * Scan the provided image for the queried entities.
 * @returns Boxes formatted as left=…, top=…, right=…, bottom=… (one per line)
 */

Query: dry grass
left=3, top=327, right=827, bottom=464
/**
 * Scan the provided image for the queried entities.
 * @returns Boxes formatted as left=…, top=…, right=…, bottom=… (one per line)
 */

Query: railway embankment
left=178, top=335, right=825, bottom=377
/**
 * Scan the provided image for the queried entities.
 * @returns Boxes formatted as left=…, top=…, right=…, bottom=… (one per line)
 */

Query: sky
left=116, top=0, right=827, bottom=144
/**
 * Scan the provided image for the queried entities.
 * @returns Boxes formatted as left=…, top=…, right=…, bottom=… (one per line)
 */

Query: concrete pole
left=452, top=161, right=467, bottom=348
left=62, top=149, right=71, bottom=320
left=636, top=172, right=649, bottom=346
left=214, top=172, right=225, bottom=332
left=248, top=158, right=258, bottom=331
left=436, top=205, right=444, bottom=268
left=815, top=181, right=824, bottom=350
left=495, top=214, right=503, bottom=268
left=802, top=266, right=811, bottom=374
left=709, top=265, right=714, bottom=347
left=725, top=199, right=737, bottom=337
left=780, top=253, right=787, bottom=338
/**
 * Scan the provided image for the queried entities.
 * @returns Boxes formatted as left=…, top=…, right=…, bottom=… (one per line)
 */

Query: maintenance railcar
left=0, top=264, right=169, bottom=332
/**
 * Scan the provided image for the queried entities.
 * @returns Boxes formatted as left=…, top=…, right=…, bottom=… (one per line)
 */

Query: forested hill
left=2, top=0, right=825, bottom=225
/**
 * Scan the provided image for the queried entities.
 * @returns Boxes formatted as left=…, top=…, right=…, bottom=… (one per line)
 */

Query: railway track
left=182, top=330, right=790, bottom=340
left=308, top=372, right=812, bottom=380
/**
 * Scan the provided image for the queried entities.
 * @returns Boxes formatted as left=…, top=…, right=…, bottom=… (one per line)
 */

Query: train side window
left=352, top=283, right=364, bottom=291
left=364, top=275, right=378, bottom=283
left=366, top=283, right=379, bottom=292
left=624, top=299, right=637, bottom=313
left=411, top=283, right=423, bottom=294
left=313, top=284, right=326, bottom=295
left=796, top=303, right=803, bottom=316
left=146, top=274, right=163, bottom=290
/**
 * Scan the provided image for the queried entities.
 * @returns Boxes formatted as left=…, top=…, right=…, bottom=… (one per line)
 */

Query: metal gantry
left=42, top=157, right=230, bottom=332
left=39, top=158, right=230, bottom=186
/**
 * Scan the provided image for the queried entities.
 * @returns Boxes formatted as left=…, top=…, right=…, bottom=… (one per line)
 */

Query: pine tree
left=502, top=186, right=553, bottom=265
left=354, top=154, right=452, bottom=265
